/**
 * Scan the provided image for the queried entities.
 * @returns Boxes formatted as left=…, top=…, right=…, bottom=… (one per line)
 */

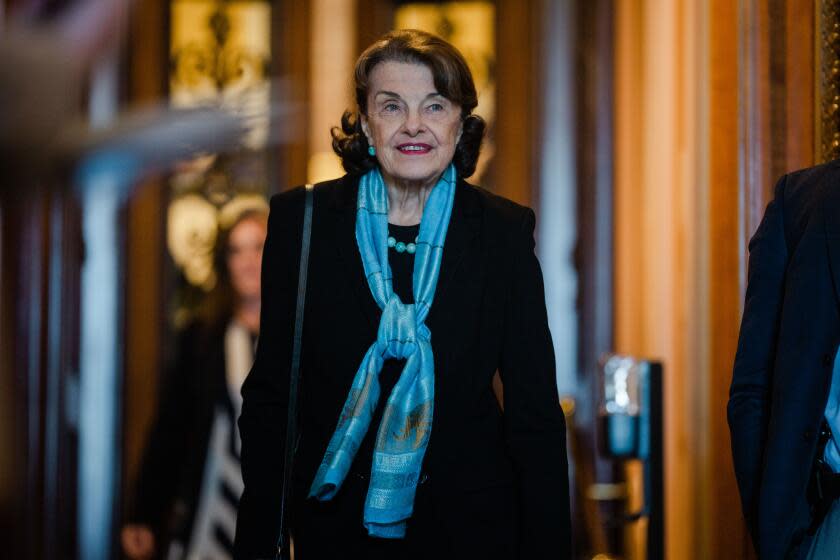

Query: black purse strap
left=276, top=183, right=314, bottom=558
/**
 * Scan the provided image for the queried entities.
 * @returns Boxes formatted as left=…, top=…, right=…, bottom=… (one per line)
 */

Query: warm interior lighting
left=167, top=0, right=271, bottom=301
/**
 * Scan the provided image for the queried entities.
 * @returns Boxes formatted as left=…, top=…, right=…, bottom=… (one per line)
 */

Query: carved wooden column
left=122, top=0, right=167, bottom=517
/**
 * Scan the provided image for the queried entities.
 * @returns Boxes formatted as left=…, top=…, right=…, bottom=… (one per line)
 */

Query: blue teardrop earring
left=368, top=145, right=376, bottom=156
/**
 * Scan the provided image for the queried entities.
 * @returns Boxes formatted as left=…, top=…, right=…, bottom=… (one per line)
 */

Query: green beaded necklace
left=387, top=235, right=419, bottom=254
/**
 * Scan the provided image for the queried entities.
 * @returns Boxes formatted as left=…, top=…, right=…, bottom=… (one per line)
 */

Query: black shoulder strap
left=276, top=183, right=314, bottom=558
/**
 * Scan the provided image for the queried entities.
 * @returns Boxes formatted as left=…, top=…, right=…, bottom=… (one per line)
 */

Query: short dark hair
left=332, top=29, right=486, bottom=178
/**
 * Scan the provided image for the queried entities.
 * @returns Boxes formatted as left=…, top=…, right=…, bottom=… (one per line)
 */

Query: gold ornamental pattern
left=818, top=0, right=840, bottom=163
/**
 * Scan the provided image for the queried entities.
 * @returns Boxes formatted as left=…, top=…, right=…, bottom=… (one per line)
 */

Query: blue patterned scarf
left=308, top=164, right=457, bottom=538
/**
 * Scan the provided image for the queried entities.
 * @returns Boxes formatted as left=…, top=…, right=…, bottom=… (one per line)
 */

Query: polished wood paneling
left=576, top=0, right=614, bottom=389
left=356, top=0, right=394, bottom=55
left=123, top=0, right=165, bottom=460
left=494, top=0, right=541, bottom=206
left=123, top=181, right=165, bottom=492
left=274, top=0, right=311, bottom=190
left=708, top=0, right=750, bottom=555
left=575, top=0, right=618, bottom=556
left=707, top=1, right=817, bottom=558
left=309, top=0, right=357, bottom=183
left=613, top=0, right=643, bottom=362
left=784, top=0, right=814, bottom=173
left=706, top=3, right=816, bottom=559
left=740, top=0, right=773, bottom=250
left=122, top=0, right=167, bottom=518
left=614, top=1, right=698, bottom=557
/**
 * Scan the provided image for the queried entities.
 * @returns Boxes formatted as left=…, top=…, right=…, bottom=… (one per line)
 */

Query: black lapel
left=824, top=164, right=840, bottom=306
left=431, top=179, right=481, bottom=309
left=330, top=174, right=382, bottom=331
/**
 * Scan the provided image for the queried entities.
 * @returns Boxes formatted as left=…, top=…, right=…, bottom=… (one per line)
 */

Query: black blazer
left=234, top=174, right=571, bottom=559
left=729, top=159, right=840, bottom=559
left=130, top=321, right=234, bottom=547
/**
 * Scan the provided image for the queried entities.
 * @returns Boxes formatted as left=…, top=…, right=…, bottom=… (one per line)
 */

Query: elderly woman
left=234, top=30, right=571, bottom=559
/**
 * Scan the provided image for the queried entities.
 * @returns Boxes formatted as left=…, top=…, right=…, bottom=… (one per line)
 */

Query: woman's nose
left=402, top=109, right=424, bottom=135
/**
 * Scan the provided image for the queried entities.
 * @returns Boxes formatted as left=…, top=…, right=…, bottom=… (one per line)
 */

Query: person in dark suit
left=234, top=30, right=571, bottom=560
left=729, top=159, right=840, bottom=559
left=122, top=205, right=268, bottom=560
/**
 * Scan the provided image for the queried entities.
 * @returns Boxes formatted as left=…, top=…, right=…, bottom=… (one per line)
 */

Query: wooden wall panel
left=356, top=0, right=394, bottom=56
left=308, top=0, right=356, bottom=183
left=613, top=0, right=644, bottom=363
left=614, top=1, right=703, bottom=557
left=706, top=2, right=816, bottom=559
left=274, top=0, right=311, bottom=190
left=614, top=1, right=818, bottom=558
left=707, top=0, right=750, bottom=555
left=740, top=0, right=773, bottom=251
left=494, top=0, right=540, bottom=207
left=122, top=0, right=167, bottom=523
left=123, top=181, right=165, bottom=495
left=782, top=0, right=815, bottom=174
left=575, top=0, right=618, bottom=556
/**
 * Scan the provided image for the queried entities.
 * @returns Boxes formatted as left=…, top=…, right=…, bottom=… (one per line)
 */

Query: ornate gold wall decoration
left=167, top=194, right=219, bottom=292
left=170, top=0, right=271, bottom=149
left=816, top=0, right=840, bottom=163
left=167, top=0, right=271, bottom=299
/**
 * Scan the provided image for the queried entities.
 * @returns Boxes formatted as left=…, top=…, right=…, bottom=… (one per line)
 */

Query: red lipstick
left=396, top=143, right=432, bottom=155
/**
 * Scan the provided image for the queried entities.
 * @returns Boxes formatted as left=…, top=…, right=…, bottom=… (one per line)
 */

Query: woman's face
left=227, top=217, right=267, bottom=301
left=361, top=61, right=463, bottom=188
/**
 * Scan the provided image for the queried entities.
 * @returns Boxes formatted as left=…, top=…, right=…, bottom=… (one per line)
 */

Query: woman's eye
left=427, top=103, right=445, bottom=112
left=383, top=103, right=400, bottom=112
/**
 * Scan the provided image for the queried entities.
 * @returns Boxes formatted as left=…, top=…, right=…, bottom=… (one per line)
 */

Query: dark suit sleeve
left=234, top=190, right=303, bottom=559
left=499, top=208, right=572, bottom=559
left=727, top=175, right=789, bottom=543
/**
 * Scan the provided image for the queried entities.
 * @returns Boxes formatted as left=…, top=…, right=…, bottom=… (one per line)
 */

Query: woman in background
left=122, top=204, right=268, bottom=560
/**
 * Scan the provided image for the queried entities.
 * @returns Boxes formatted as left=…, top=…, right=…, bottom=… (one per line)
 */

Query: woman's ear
left=360, top=115, right=372, bottom=144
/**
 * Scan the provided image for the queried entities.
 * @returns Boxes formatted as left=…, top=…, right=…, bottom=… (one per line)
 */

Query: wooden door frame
left=573, top=0, right=617, bottom=556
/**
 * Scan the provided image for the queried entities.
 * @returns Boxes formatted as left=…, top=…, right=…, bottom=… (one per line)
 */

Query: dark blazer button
left=804, top=430, right=814, bottom=442
left=824, top=353, right=834, bottom=367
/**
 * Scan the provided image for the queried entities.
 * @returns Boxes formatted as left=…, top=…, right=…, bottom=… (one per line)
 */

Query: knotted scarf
left=308, top=164, right=457, bottom=538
